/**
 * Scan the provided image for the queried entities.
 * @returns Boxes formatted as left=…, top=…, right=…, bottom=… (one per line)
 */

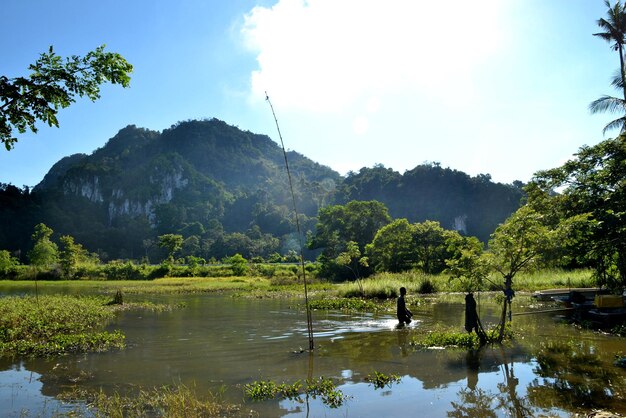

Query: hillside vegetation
left=0, top=118, right=523, bottom=262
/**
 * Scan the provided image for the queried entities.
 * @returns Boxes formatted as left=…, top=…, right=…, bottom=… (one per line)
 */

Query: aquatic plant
left=364, top=371, right=401, bottom=389
left=244, top=376, right=348, bottom=408
left=308, top=298, right=383, bottom=312
left=0, top=295, right=125, bottom=356
left=61, top=383, right=242, bottom=417
left=411, top=324, right=512, bottom=349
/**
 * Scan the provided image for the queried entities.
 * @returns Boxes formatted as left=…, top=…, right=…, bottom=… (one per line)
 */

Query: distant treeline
left=0, top=119, right=523, bottom=264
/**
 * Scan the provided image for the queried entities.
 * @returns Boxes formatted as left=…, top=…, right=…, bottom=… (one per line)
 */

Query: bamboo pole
left=265, top=92, right=314, bottom=351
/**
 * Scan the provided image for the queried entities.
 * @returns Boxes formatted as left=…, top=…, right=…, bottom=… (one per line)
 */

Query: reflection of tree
left=448, top=348, right=534, bottom=418
left=527, top=341, right=625, bottom=412
left=448, top=388, right=496, bottom=418
left=495, top=348, right=533, bottom=418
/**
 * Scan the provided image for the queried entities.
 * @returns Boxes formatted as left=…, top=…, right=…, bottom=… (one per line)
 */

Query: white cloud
left=241, top=0, right=505, bottom=112
left=352, top=115, right=369, bottom=135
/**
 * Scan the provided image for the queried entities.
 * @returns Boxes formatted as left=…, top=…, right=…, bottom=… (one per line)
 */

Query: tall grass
left=62, top=383, right=242, bottom=418
left=335, top=268, right=594, bottom=299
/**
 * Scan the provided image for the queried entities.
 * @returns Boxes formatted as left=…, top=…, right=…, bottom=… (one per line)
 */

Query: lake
left=1, top=289, right=625, bottom=417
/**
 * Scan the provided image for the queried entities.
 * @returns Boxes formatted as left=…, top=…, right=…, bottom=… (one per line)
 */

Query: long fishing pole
left=265, top=92, right=314, bottom=351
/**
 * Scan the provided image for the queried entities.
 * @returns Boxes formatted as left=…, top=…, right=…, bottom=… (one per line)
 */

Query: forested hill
left=336, top=164, right=525, bottom=243
left=0, top=118, right=523, bottom=261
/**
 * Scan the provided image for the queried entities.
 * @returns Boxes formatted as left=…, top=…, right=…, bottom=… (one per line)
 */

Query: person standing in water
left=397, top=287, right=413, bottom=326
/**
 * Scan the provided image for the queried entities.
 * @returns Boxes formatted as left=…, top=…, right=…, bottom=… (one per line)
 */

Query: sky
left=0, top=0, right=619, bottom=187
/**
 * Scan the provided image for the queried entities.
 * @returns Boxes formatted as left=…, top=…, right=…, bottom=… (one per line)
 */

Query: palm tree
left=591, top=1, right=626, bottom=133
left=589, top=94, right=626, bottom=134
left=594, top=0, right=626, bottom=101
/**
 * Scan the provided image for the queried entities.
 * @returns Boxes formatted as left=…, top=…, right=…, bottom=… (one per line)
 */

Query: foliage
left=336, top=163, right=524, bottom=242
left=0, top=295, right=125, bottom=356
left=366, top=218, right=415, bottom=272
left=27, top=223, right=58, bottom=268
left=446, top=237, right=489, bottom=292
left=244, top=377, right=348, bottom=408
left=158, top=233, right=184, bottom=262
left=309, top=200, right=391, bottom=279
left=412, top=325, right=512, bottom=349
left=591, top=0, right=626, bottom=133
left=59, top=234, right=94, bottom=278
left=0, top=249, right=19, bottom=275
left=0, top=45, right=132, bottom=150
left=531, top=135, right=626, bottom=289
left=63, top=383, right=242, bottom=418
left=487, top=205, right=557, bottom=341
left=225, top=253, right=249, bottom=276
left=364, top=371, right=401, bottom=389
left=308, top=298, right=382, bottom=312
left=412, top=330, right=481, bottom=349
left=366, top=219, right=464, bottom=275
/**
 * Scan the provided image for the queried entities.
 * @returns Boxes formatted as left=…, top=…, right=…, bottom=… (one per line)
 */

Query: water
left=1, top=291, right=625, bottom=417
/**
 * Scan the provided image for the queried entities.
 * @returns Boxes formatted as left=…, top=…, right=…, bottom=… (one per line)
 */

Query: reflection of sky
left=0, top=362, right=83, bottom=416
left=279, top=361, right=569, bottom=418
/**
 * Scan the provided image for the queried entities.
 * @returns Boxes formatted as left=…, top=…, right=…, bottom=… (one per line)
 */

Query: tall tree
left=28, top=223, right=58, bottom=268
left=591, top=0, right=626, bottom=133
left=158, top=233, right=184, bottom=262
left=531, top=135, right=626, bottom=289
left=308, top=200, right=391, bottom=279
left=487, top=206, right=555, bottom=341
left=1, top=45, right=132, bottom=150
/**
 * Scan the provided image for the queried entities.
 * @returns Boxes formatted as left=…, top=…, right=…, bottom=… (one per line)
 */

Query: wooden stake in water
left=265, top=92, right=314, bottom=351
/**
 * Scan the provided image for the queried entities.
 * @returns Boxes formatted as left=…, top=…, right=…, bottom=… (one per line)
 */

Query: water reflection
left=0, top=293, right=624, bottom=417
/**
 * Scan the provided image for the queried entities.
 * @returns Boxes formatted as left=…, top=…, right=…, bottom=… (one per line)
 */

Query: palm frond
left=610, top=69, right=625, bottom=89
left=602, top=116, right=626, bottom=135
left=589, top=95, right=626, bottom=114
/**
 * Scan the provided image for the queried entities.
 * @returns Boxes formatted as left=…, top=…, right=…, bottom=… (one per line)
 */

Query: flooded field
left=1, top=289, right=625, bottom=417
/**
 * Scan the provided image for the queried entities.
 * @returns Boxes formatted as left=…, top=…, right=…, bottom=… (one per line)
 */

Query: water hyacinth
left=0, top=295, right=125, bottom=356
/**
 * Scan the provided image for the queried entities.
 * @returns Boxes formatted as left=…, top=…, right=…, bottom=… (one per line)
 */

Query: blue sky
left=0, top=0, right=618, bottom=187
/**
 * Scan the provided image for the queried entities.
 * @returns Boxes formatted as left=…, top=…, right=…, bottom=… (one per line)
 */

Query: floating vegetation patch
left=0, top=295, right=125, bottom=357
left=412, top=330, right=481, bottom=349
left=60, top=383, right=242, bottom=417
left=308, top=298, right=384, bottom=312
left=364, top=371, right=401, bottom=389
left=244, top=377, right=348, bottom=408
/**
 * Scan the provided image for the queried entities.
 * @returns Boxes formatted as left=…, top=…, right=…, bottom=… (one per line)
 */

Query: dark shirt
left=397, top=295, right=412, bottom=323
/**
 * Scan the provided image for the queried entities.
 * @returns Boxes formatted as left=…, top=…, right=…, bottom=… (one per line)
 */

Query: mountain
left=0, top=118, right=523, bottom=261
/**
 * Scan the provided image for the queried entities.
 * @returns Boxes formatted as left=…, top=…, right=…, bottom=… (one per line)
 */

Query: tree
left=531, top=135, right=626, bottom=289
left=591, top=1, right=626, bottom=133
left=445, top=236, right=488, bottom=293
left=366, top=219, right=415, bottom=272
left=412, top=221, right=460, bottom=274
left=308, top=200, right=391, bottom=279
left=335, top=241, right=369, bottom=295
left=28, top=223, right=58, bottom=268
left=59, top=235, right=91, bottom=278
left=0, top=250, right=19, bottom=275
left=158, top=233, right=184, bottom=262
left=487, top=205, right=555, bottom=341
left=1, top=45, right=132, bottom=150
left=594, top=0, right=626, bottom=102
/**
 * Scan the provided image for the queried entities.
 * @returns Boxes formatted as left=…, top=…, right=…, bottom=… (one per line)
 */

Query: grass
left=334, top=268, right=595, bottom=300
left=0, top=268, right=594, bottom=299
left=0, top=295, right=125, bottom=356
left=60, top=383, right=242, bottom=418
left=411, top=324, right=514, bottom=349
